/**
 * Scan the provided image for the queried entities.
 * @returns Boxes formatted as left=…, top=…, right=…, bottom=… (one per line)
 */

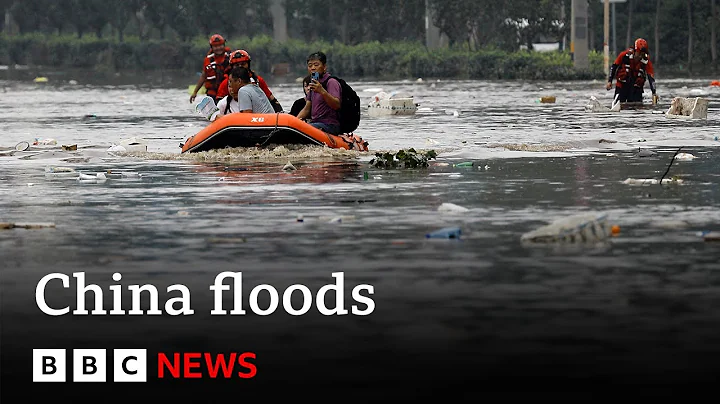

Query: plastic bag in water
left=520, top=212, right=612, bottom=244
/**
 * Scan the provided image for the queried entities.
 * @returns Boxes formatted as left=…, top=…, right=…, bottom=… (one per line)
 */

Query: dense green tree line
left=1, top=0, right=718, bottom=73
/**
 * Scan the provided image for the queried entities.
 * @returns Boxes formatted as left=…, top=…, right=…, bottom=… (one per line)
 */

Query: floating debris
left=321, top=215, right=356, bottom=223
left=369, top=148, right=437, bottom=169
left=33, top=138, right=56, bottom=145
left=521, top=212, right=612, bottom=244
left=438, top=203, right=469, bottom=213
left=666, top=97, right=708, bottom=119
left=675, top=153, right=696, bottom=160
left=622, top=177, right=683, bottom=185
left=426, top=227, right=461, bottom=239
left=0, top=222, right=56, bottom=230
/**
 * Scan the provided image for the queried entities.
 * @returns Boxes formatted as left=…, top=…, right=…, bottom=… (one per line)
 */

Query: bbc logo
left=32, top=349, right=147, bottom=382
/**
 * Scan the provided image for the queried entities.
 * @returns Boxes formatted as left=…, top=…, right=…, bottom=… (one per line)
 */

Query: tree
left=686, top=0, right=692, bottom=75
left=107, top=1, right=137, bottom=42
left=507, top=0, right=565, bottom=50
left=654, top=0, right=661, bottom=65
left=625, top=0, right=633, bottom=50
left=712, top=0, right=717, bottom=71
left=143, top=0, right=174, bottom=39
left=9, top=0, right=43, bottom=33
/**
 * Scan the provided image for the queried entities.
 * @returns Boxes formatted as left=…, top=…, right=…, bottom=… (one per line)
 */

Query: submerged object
left=367, top=91, right=417, bottom=116
left=584, top=94, right=620, bottom=113
left=180, top=113, right=369, bottom=153
left=108, top=137, right=148, bottom=153
left=521, top=212, right=612, bottom=244
left=622, top=177, right=684, bottom=185
left=665, top=97, right=709, bottom=119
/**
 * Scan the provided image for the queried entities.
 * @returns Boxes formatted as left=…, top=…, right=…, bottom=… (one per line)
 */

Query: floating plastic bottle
left=33, top=138, right=57, bottom=145
left=44, top=166, right=77, bottom=178
left=426, top=227, right=461, bottom=239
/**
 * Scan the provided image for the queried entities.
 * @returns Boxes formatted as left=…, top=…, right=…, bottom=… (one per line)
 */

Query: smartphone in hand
left=311, top=72, right=320, bottom=81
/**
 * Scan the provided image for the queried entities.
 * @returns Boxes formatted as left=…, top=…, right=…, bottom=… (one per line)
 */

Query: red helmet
left=634, top=38, right=648, bottom=52
left=230, top=49, right=251, bottom=64
left=209, top=34, right=225, bottom=46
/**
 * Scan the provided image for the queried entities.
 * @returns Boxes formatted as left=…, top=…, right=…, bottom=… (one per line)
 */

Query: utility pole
left=561, top=2, right=567, bottom=51
left=571, top=0, right=589, bottom=69
left=604, top=0, right=610, bottom=77
left=612, top=2, right=616, bottom=53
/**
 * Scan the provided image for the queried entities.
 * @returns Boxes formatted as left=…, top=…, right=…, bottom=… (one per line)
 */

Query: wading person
left=190, top=34, right=231, bottom=104
left=606, top=38, right=658, bottom=105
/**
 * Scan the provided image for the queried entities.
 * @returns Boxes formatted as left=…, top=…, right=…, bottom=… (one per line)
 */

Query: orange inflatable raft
left=181, top=113, right=369, bottom=153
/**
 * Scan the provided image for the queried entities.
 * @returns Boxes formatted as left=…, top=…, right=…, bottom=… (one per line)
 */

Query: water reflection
left=193, top=161, right=364, bottom=186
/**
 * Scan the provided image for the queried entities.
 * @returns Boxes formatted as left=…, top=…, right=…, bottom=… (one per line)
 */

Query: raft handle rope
left=658, top=146, right=683, bottom=186
left=259, top=113, right=281, bottom=147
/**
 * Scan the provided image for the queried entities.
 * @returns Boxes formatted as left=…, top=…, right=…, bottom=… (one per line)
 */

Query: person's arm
left=607, top=64, right=618, bottom=85
left=296, top=100, right=312, bottom=120
left=269, top=96, right=283, bottom=112
left=257, top=76, right=283, bottom=112
left=646, top=59, right=656, bottom=94
left=317, top=78, right=341, bottom=110
left=190, top=70, right=207, bottom=103
left=606, top=51, right=626, bottom=90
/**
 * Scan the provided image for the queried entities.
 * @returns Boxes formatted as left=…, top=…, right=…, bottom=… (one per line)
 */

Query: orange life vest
left=615, top=48, right=651, bottom=88
left=203, top=47, right=231, bottom=98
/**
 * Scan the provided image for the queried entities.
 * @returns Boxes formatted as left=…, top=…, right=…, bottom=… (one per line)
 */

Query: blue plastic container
left=426, top=227, right=461, bottom=239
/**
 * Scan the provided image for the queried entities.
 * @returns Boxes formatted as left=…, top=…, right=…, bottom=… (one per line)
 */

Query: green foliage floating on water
left=369, top=148, right=437, bottom=169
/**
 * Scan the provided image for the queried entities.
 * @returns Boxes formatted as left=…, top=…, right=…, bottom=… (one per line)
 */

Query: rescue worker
left=606, top=38, right=659, bottom=105
left=215, top=49, right=283, bottom=113
left=190, top=34, right=231, bottom=104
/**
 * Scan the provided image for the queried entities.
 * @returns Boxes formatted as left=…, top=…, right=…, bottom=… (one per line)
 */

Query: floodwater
left=1, top=76, right=720, bottom=399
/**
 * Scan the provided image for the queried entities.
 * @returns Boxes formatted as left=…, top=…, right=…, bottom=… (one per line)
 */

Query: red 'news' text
left=158, top=352, right=257, bottom=379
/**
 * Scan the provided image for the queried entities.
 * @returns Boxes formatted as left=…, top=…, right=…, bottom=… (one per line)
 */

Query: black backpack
left=321, top=75, right=360, bottom=134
